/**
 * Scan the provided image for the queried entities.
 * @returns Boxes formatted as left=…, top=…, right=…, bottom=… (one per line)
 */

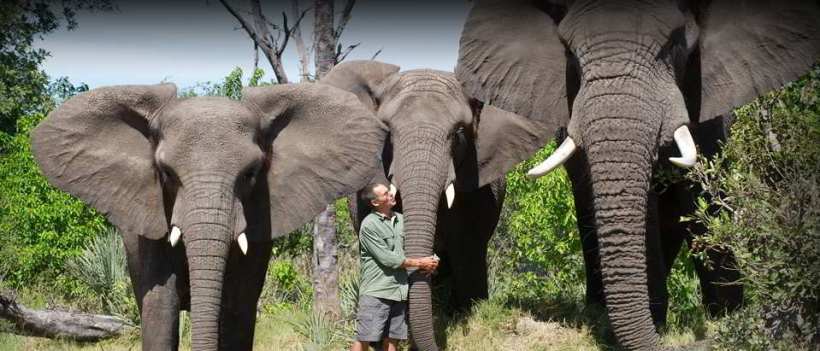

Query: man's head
left=362, top=182, right=396, bottom=212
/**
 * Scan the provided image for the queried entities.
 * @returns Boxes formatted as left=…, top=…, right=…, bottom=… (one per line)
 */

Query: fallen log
left=0, top=292, right=135, bottom=342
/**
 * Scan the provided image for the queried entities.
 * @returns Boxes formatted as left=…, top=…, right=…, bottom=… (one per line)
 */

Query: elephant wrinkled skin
left=31, top=83, right=386, bottom=350
left=456, top=0, right=819, bottom=350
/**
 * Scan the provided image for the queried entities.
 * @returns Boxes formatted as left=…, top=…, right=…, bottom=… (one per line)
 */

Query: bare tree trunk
left=310, top=0, right=342, bottom=318
left=0, top=293, right=134, bottom=342
left=312, top=203, right=340, bottom=317
left=313, top=0, right=336, bottom=79
left=290, top=0, right=311, bottom=82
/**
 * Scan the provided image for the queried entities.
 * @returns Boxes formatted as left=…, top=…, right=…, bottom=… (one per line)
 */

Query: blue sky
left=35, top=0, right=470, bottom=89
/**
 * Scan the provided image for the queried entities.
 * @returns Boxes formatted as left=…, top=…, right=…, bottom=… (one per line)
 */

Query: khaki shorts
left=356, top=294, right=408, bottom=342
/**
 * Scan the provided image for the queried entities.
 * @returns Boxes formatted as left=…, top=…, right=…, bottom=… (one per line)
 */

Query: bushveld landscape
left=1, top=1, right=818, bottom=350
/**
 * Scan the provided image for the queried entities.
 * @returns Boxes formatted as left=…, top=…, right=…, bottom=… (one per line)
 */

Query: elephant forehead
left=559, top=0, right=684, bottom=47
left=161, top=97, right=258, bottom=135
left=394, top=70, right=462, bottom=97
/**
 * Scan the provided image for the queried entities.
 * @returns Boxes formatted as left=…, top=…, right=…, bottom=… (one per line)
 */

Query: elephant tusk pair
left=526, top=126, right=698, bottom=178
left=167, top=226, right=249, bottom=255
left=668, top=125, right=698, bottom=168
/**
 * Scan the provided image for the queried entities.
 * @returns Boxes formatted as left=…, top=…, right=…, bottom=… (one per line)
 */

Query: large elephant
left=456, top=1, right=819, bottom=350
left=320, top=60, right=549, bottom=350
left=30, top=83, right=386, bottom=350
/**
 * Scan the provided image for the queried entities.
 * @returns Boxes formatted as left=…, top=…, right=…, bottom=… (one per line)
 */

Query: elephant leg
left=443, top=223, right=490, bottom=312
left=219, top=241, right=274, bottom=350
left=659, top=181, right=743, bottom=317
left=565, top=153, right=605, bottom=308
left=443, top=181, right=503, bottom=312
left=125, top=235, right=184, bottom=351
left=683, top=210, right=743, bottom=317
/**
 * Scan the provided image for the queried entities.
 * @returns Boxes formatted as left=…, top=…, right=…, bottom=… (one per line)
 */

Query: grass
left=0, top=295, right=714, bottom=351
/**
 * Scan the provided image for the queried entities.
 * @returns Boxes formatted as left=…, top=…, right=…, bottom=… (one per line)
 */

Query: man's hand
left=402, top=255, right=440, bottom=273
left=416, top=256, right=439, bottom=272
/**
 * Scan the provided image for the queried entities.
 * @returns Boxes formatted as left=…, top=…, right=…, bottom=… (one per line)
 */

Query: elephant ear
left=472, top=104, right=558, bottom=187
left=243, top=83, right=388, bottom=238
left=31, top=84, right=177, bottom=240
left=456, top=0, right=570, bottom=124
left=696, top=0, right=820, bottom=121
left=319, top=60, right=401, bottom=111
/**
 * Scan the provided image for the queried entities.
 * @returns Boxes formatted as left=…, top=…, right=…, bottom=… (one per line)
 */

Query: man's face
left=370, top=184, right=396, bottom=210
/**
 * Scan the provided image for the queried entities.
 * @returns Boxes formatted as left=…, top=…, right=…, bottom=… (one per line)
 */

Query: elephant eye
left=242, top=161, right=263, bottom=182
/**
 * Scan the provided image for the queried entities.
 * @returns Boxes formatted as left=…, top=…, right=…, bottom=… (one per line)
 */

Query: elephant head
left=456, top=0, right=819, bottom=349
left=320, top=60, right=554, bottom=350
left=30, top=83, right=386, bottom=350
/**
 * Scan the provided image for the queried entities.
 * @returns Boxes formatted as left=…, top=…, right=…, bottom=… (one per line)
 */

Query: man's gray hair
left=361, top=183, right=385, bottom=206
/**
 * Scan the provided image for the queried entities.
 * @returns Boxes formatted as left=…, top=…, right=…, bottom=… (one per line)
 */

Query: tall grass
left=65, top=227, right=137, bottom=322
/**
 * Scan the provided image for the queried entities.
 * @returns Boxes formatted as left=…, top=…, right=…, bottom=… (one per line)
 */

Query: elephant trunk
left=393, top=125, right=451, bottom=351
left=182, top=178, right=235, bottom=350
left=582, top=95, right=663, bottom=350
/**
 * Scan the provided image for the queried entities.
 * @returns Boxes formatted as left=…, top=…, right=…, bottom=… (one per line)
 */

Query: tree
left=0, top=1, right=113, bottom=287
left=0, top=0, right=113, bottom=135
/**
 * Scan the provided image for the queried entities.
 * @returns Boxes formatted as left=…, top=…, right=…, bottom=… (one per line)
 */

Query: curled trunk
left=393, top=126, right=449, bottom=351
left=182, top=178, right=235, bottom=350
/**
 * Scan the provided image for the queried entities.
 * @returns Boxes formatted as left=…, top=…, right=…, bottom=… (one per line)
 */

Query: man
left=352, top=183, right=439, bottom=351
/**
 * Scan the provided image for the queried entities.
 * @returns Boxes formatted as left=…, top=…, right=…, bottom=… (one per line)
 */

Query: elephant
left=319, top=60, right=548, bottom=350
left=30, top=83, right=387, bottom=350
left=455, top=0, right=819, bottom=350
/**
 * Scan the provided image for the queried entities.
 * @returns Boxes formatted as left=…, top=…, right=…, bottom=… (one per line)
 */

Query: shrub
left=688, top=66, right=820, bottom=349
left=0, top=111, right=108, bottom=287
left=65, top=227, right=138, bottom=322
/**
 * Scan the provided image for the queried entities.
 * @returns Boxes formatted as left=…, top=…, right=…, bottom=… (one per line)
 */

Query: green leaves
left=0, top=112, right=108, bottom=286
left=689, top=66, right=820, bottom=349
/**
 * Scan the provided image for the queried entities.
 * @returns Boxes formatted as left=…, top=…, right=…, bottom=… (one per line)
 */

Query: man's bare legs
left=383, top=338, right=399, bottom=351
left=352, top=340, right=369, bottom=351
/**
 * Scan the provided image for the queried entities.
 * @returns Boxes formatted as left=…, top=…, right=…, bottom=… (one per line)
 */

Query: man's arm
left=360, top=225, right=438, bottom=271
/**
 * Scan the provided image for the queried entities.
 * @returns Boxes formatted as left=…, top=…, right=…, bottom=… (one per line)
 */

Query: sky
left=35, top=0, right=471, bottom=89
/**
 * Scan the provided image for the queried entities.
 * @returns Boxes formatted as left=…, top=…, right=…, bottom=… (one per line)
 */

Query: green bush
left=490, top=142, right=584, bottom=313
left=0, top=111, right=108, bottom=287
left=689, top=66, right=820, bottom=350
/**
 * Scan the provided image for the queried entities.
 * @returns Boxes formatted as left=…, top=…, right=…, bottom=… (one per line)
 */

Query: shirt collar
left=374, top=211, right=398, bottom=224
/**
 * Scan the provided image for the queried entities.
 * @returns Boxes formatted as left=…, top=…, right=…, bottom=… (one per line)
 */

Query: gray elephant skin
left=320, top=60, right=550, bottom=350
left=30, top=83, right=386, bottom=350
left=456, top=0, right=819, bottom=350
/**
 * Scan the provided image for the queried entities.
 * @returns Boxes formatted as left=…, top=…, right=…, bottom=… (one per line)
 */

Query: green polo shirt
left=358, top=211, right=408, bottom=302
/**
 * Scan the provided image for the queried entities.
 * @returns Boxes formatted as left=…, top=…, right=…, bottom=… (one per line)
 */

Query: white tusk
left=669, top=125, right=697, bottom=168
left=237, top=233, right=249, bottom=255
left=445, top=183, right=455, bottom=209
left=527, top=137, right=577, bottom=178
left=169, top=226, right=181, bottom=247
left=389, top=183, right=398, bottom=197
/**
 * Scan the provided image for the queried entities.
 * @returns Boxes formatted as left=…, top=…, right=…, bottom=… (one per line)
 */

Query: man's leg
left=385, top=300, right=408, bottom=351
left=382, top=338, right=399, bottom=351
left=353, top=295, right=390, bottom=351
left=351, top=341, right=370, bottom=351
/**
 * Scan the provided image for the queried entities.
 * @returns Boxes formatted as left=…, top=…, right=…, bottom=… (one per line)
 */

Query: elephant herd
left=30, top=1, right=818, bottom=350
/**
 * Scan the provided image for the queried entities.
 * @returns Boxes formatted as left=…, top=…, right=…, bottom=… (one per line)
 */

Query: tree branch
left=370, top=47, right=383, bottom=60
left=334, top=0, right=356, bottom=40
left=335, top=42, right=360, bottom=63
left=0, top=292, right=134, bottom=342
left=290, top=0, right=312, bottom=81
